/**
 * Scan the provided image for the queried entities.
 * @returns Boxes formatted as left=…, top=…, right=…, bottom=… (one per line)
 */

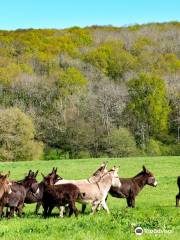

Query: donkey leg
left=8, top=207, right=15, bottom=219
left=71, top=202, right=78, bottom=217
left=0, top=205, right=4, bottom=218
left=43, top=204, right=48, bottom=218
left=17, top=204, right=24, bottom=217
left=126, top=197, right=132, bottom=207
left=81, top=204, right=86, bottom=213
left=131, top=197, right=135, bottom=208
left=47, top=206, right=53, bottom=216
left=58, top=206, right=65, bottom=218
left=90, top=201, right=101, bottom=215
left=35, top=202, right=41, bottom=214
left=176, top=193, right=180, bottom=207
left=68, top=204, right=74, bottom=217
left=101, top=200, right=110, bottom=214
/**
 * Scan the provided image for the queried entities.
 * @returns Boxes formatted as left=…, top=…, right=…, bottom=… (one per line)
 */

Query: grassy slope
left=0, top=156, right=180, bottom=240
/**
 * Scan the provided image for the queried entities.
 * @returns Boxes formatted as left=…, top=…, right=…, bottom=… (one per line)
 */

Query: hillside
left=0, top=22, right=180, bottom=160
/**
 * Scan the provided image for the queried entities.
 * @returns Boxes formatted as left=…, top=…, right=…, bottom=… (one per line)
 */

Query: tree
left=105, top=128, right=137, bottom=157
left=126, top=73, right=170, bottom=148
left=0, top=108, right=43, bottom=161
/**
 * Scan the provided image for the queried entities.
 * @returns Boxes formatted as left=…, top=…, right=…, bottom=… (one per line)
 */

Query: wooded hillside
left=0, top=22, right=180, bottom=160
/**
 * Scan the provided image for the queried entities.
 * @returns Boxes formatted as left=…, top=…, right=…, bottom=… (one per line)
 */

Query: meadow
left=0, top=156, right=180, bottom=240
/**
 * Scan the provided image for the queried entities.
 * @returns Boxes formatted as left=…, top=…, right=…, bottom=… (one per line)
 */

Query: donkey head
left=0, top=172, right=12, bottom=198
left=88, top=162, right=108, bottom=183
left=22, top=170, right=39, bottom=193
left=109, top=166, right=121, bottom=188
left=142, top=165, right=157, bottom=187
left=42, top=174, right=54, bottom=186
left=48, top=167, right=62, bottom=183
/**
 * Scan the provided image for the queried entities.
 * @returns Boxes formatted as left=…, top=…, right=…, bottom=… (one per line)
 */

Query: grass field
left=0, top=156, right=180, bottom=240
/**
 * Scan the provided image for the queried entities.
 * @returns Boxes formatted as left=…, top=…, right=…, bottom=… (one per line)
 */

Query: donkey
left=33, top=167, right=62, bottom=214
left=41, top=174, right=83, bottom=218
left=109, top=165, right=157, bottom=208
left=176, top=176, right=180, bottom=207
left=55, top=162, right=108, bottom=215
left=2, top=171, right=39, bottom=218
left=76, top=167, right=121, bottom=214
left=55, top=162, right=108, bottom=185
left=0, top=172, right=12, bottom=216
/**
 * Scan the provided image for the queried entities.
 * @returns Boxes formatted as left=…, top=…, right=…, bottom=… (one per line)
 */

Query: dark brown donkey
left=176, top=176, right=180, bottom=207
left=109, top=166, right=157, bottom=208
left=41, top=174, right=83, bottom=217
left=2, top=171, right=39, bottom=218
left=31, top=168, right=61, bottom=214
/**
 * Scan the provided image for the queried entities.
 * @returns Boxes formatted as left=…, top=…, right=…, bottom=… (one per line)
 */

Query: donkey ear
left=29, top=170, right=33, bottom=176
left=6, top=171, right=10, bottom=177
left=2, top=171, right=10, bottom=179
left=35, top=170, right=38, bottom=177
left=101, top=162, right=105, bottom=167
left=142, top=165, right=147, bottom=173
left=41, top=173, right=45, bottom=179
left=104, top=161, right=108, bottom=168
left=115, top=167, right=119, bottom=172
left=55, top=168, right=57, bottom=173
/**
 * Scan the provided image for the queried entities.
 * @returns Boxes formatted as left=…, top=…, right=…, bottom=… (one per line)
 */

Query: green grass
left=0, top=156, right=180, bottom=240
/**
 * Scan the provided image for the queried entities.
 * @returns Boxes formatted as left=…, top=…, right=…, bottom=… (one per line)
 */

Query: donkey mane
left=133, top=171, right=144, bottom=179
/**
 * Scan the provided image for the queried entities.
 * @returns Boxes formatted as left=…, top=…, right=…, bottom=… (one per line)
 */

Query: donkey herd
left=0, top=162, right=179, bottom=219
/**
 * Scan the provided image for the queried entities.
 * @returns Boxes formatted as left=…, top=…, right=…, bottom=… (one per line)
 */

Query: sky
left=0, top=0, right=180, bottom=30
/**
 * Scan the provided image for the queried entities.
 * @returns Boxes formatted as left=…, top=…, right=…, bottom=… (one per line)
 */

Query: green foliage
left=58, top=67, right=87, bottom=96
left=0, top=108, right=43, bottom=161
left=43, top=148, right=68, bottom=160
left=0, top=23, right=179, bottom=158
left=131, top=37, right=154, bottom=56
left=146, top=139, right=162, bottom=156
left=84, top=41, right=136, bottom=80
left=127, top=73, right=170, bottom=146
left=106, top=128, right=138, bottom=157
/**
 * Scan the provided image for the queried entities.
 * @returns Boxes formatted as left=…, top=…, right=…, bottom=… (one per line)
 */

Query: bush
left=43, top=147, right=68, bottom=160
left=0, top=108, right=43, bottom=161
left=160, top=143, right=180, bottom=156
left=106, top=128, right=137, bottom=157
left=146, top=139, right=162, bottom=156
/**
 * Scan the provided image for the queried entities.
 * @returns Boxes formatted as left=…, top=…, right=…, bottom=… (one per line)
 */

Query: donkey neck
left=98, top=173, right=112, bottom=192
left=133, top=173, right=147, bottom=190
left=0, top=184, right=9, bottom=199
left=88, top=175, right=100, bottom=183
left=0, top=185, right=5, bottom=199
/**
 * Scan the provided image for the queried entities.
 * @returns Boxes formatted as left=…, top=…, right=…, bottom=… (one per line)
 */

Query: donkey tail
left=78, top=192, right=86, bottom=200
left=177, top=176, right=180, bottom=188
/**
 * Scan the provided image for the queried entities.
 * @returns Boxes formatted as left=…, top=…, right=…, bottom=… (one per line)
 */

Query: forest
left=0, top=21, right=180, bottom=161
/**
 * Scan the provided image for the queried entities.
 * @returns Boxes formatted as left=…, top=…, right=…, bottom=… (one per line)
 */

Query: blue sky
left=0, top=0, right=180, bottom=30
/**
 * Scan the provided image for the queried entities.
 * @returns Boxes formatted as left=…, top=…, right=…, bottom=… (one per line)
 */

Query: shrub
left=146, top=139, right=162, bottom=156
left=43, top=147, right=68, bottom=160
left=106, top=128, right=137, bottom=157
left=0, top=108, right=43, bottom=161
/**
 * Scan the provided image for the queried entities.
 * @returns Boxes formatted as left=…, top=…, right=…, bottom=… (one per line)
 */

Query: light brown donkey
left=55, top=162, right=108, bottom=216
left=76, top=167, right=121, bottom=214
left=55, top=162, right=108, bottom=185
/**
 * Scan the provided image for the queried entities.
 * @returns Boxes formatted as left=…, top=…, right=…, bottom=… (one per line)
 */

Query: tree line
left=0, top=22, right=180, bottom=161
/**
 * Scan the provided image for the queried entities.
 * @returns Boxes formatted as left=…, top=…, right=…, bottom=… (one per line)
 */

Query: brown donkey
left=109, top=166, right=157, bottom=208
left=0, top=172, right=12, bottom=216
left=176, top=176, right=180, bottom=207
left=3, top=171, right=39, bottom=218
left=41, top=174, right=82, bottom=217
left=33, top=168, right=62, bottom=214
